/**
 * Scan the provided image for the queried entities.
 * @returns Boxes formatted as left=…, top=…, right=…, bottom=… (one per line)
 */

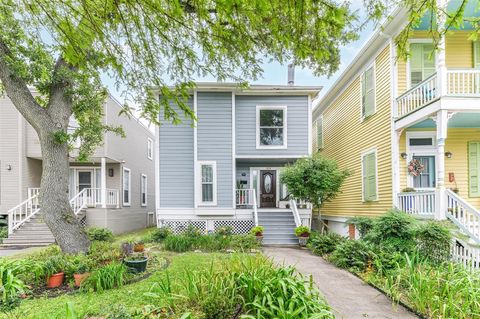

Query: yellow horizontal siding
left=399, top=128, right=480, bottom=208
left=318, top=45, right=393, bottom=218
left=396, top=31, right=474, bottom=96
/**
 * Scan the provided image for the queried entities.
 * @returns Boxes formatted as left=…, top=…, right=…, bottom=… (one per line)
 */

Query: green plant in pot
left=295, top=226, right=311, bottom=247
left=66, top=255, right=91, bottom=288
left=250, top=226, right=265, bottom=245
left=43, top=255, right=66, bottom=288
left=123, top=253, right=148, bottom=273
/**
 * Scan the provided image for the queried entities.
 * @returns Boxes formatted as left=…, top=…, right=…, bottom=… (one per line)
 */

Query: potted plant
left=123, top=254, right=148, bottom=273
left=67, top=256, right=91, bottom=288
left=121, top=240, right=135, bottom=256
left=250, top=226, right=265, bottom=245
left=43, top=255, right=66, bottom=288
left=294, top=226, right=311, bottom=247
left=133, top=239, right=145, bottom=252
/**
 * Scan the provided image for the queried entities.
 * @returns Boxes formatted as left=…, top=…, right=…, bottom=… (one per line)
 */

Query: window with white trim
left=362, top=150, right=378, bottom=201
left=361, top=65, right=375, bottom=118
left=256, top=106, right=287, bottom=148
left=140, top=174, right=147, bottom=206
left=123, top=167, right=131, bottom=206
left=147, top=138, right=153, bottom=160
left=410, top=42, right=436, bottom=86
left=199, top=161, right=217, bottom=205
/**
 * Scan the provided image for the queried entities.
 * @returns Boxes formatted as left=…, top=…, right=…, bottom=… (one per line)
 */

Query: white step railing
left=452, top=238, right=480, bottom=270
left=397, top=191, right=436, bottom=217
left=70, top=189, right=88, bottom=215
left=7, top=194, right=40, bottom=235
left=235, top=189, right=258, bottom=226
left=446, top=189, right=480, bottom=244
left=446, top=69, right=480, bottom=96
left=396, top=73, right=438, bottom=118
left=289, top=199, right=302, bottom=228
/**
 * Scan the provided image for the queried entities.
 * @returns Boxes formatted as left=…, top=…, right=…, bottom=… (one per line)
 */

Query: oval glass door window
left=264, top=174, right=272, bottom=193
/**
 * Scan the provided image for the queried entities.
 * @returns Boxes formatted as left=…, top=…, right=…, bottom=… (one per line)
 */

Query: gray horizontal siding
left=235, top=95, right=309, bottom=156
left=158, top=98, right=194, bottom=207
left=197, top=92, right=233, bottom=207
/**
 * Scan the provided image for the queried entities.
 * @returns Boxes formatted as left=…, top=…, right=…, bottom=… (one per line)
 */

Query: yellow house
left=313, top=3, right=480, bottom=242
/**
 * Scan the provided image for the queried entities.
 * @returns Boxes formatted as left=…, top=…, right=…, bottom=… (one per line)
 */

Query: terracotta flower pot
left=73, top=273, right=90, bottom=287
left=46, top=272, right=64, bottom=288
left=298, top=236, right=309, bottom=247
left=133, top=243, right=145, bottom=252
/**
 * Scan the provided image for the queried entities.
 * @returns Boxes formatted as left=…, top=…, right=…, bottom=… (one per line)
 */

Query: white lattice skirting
left=158, top=219, right=255, bottom=235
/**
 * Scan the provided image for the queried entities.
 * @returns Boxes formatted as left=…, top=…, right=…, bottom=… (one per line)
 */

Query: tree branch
left=46, top=56, right=75, bottom=124
left=0, top=38, right=51, bottom=131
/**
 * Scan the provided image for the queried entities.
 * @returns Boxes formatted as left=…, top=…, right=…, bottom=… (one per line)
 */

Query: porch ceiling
left=410, top=113, right=480, bottom=129
left=236, top=158, right=298, bottom=166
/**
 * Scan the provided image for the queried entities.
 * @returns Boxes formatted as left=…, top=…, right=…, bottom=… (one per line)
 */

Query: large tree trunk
left=38, top=130, right=91, bottom=254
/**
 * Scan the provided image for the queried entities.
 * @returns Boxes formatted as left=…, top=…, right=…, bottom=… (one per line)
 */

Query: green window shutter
left=469, top=142, right=480, bottom=197
left=317, top=117, right=323, bottom=150
left=474, top=42, right=480, bottom=68
left=363, top=152, right=377, bottom=201
left=362, top=67, right=375, bottom=118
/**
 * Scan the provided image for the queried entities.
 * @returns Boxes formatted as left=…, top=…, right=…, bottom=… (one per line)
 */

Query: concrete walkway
left=0, top=247, right=38, bottom=257
left=263, top=247, right=417, bottom=319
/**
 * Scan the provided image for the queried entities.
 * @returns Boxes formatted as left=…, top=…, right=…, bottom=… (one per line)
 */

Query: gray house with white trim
left=1, top=93, right=155, bottom=246
left=156, top=82, right=320, bottom=244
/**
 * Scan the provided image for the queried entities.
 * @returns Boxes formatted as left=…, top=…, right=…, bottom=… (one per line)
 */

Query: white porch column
left=101, top=157, right=107, bottom=208
left=435, top=110, right=448, bottom=220
left=436, top=0, right=447, bottom=97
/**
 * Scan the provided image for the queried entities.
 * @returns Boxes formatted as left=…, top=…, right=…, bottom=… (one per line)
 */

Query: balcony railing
left=397, top=191, right=436, bottom=217
left=395, top=69, right=480, bottom=118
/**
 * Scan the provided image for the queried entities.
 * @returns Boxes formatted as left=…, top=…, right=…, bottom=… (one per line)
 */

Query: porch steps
left=2, top=213, right=55, bottom=247
left=257, top=209, right=297, bottom=245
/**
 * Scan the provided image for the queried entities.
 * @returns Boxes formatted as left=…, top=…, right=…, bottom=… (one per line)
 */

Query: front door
left=77, top=170, right=94, bottom=205
left=260, top=170, right=276, bottom=208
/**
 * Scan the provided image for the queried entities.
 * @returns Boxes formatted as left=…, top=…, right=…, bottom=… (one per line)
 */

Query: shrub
left=183, top=224, right=203, bottom=238
left=365, top=209, right=416, bottom=253
left=250, top=226, right=264, bottom=236
left=0, top=259, right=31, bottom=310
left=196, top=234, right=230, bottom=252
left=151, top=227, right=172, bottom=242
left=347, top=216, right=375, bottom=238
left=229, top=234, right=259, bottom=251
left=86, top=227, right=114, bottom=242
left=163, top=235, right=195, bottom=252
left=0, top=227, right=7, bottom=244
left=308, top=232, right=345, bottom=256
left=66, top=254, right=92, bottom=278
left=330, top=239, right=373, bottom=272
left=42, top=255, right=67, bottom=278
left=80, top=262, right=127, bottom=292
left=215, top=226, right=233, bottom=237
left=294, top=226, right=311, bottom=237
left=88, top=241, right=122, bottom=266
left=415, top=221, right=451, bottom=264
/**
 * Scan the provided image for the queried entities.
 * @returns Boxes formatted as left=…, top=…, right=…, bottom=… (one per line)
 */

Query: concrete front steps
left=2, top=214, right=55, bottom=247
left=258, top=209, right=298, bottom=245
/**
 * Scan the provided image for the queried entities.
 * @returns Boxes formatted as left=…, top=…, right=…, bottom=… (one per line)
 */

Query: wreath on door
left=408, top=159, right=424, bottom=176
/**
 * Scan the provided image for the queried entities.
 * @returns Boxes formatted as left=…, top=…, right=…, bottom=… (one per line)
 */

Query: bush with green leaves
left=308, top=232, right=345, bottom=256
left=86, top=227, right=114, bottom=242
left=215, top=226, right=233, bottom=237
left=250, top=226, right=264, bottom=236
left=294, top=226, right=311, bottom=237
left=42, top=255, right=67, bottom=278
left=280, top=154, right=350, bottom=208
left=229, top=234, right=259, bottom=251
left=80, top=262, right=127, bottom=292
left=87, top=241, right=122, bottom=266
left=151, top=227, right=172, bottom=243
left=364, top=209, right=416, bottom=253
left=415, top=221, right=451, bottom=264
left=0, top=259, right=31, bottom=310
left=330, top=239, right=373, bottom=272
left=164, top=235, right=195, bottom=252
left=0, top=227, right=7, bottom=244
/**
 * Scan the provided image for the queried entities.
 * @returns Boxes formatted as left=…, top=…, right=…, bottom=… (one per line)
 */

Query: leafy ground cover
left=1, top=227, right=333, bottom=318
left=308, top=210, right=480, bottom=318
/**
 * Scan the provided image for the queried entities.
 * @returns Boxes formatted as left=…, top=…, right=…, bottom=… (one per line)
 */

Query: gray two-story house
left=156, top=82, right=320, bottom=244
left=1, top=93, right=156, bottom=246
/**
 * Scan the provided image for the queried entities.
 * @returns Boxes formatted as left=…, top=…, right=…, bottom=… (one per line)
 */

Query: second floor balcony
left=395, top=69, right=480, bottom=120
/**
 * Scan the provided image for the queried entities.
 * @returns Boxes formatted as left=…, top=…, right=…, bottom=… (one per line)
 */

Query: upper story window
left=256, top=105, right=287, bottom=149
left=123, top=167, right=131, bottom=206
left=140, top=174, right=147, bottom=206
left=361, top=65, right=375, bottom=118
left=410, top=42, right=436, bottom=87
left=147, top=138, right=153, bottom=160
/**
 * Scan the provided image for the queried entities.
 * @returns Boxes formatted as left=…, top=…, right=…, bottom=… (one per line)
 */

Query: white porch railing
left=446, top=189, right=480, bottom=244
left=7, top=194, right=40, bottom=235
left=27, top=187, right=40, bottom=199
left=396, top=73, right=438, bottom=118
left=235, top=189, right=258, bottom=226
left=397, top=191, right=436, bottom=217
left=289, top=199, right=302, bottom=228
left=446, top=69, right=480, bottom=96
left=106, top=189, right=120, bottom=208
